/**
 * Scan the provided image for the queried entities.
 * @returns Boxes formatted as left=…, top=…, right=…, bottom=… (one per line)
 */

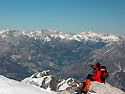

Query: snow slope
left=0, top=75, right=56, bottom=94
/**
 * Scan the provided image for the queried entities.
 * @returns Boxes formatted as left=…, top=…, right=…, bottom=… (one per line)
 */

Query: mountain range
left=0, top=29, right=124, bottom=91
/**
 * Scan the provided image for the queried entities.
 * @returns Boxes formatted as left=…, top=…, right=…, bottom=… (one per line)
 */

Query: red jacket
left=91, top=66, right=101, bottom=83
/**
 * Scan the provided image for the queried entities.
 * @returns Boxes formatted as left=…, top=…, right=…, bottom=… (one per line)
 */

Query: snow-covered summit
left=0, top=29, right=120, bottom=42
left=22, top=70, right=80, bottom=91
left=30, top=70, right=56, bottom=78
left=72, top=31, right=120, bottom=42
left=0, top=29, right=9, bottom=34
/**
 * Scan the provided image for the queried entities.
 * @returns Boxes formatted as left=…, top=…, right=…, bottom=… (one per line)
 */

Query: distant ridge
left=0, top=29, right=120, bottom=42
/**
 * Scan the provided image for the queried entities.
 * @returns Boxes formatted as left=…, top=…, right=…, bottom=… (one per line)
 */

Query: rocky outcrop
left=22, top=70, right=80, bottom=91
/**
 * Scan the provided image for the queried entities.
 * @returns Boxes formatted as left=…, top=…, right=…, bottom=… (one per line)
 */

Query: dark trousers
left=86, top=74, right=93, bottom=81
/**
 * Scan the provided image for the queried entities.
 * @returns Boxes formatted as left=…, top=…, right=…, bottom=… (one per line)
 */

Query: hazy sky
left=0, top=0, right=124, bottom=34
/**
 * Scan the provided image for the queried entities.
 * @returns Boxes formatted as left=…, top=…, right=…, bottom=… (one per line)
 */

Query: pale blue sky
left=0, top=0, right=125, bottom=34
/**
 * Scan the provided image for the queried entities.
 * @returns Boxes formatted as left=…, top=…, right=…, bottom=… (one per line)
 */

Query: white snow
left=71, top=31, right=120, bottom=42
left=57, top=78, right=79, bottom=90
left=22, top=75, right=52, bottom=89
left=0, top=30, right=7, bottom=34
left=0, top=75, right=56, bottom=94
left=58, top=79, right=69, bottom=90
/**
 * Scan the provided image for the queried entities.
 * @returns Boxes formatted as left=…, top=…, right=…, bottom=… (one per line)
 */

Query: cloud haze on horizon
left=0, top=0, right=125, bottom=35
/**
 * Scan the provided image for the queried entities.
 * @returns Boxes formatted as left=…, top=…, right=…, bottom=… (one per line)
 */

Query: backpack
left=100, top=66, right=108, bottom=83
left=80, top=79, right=91, bottom=94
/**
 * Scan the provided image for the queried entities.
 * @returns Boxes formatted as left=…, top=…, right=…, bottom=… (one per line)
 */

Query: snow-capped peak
left=72, top=31, right=120, bottom=42
left=0, top=29, right=120, bottom=43
left=22, top=70, right=80, bottom=91
left=31, top=70, right=56, bottom=78
left=0, top=29, right=9, bottom=34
